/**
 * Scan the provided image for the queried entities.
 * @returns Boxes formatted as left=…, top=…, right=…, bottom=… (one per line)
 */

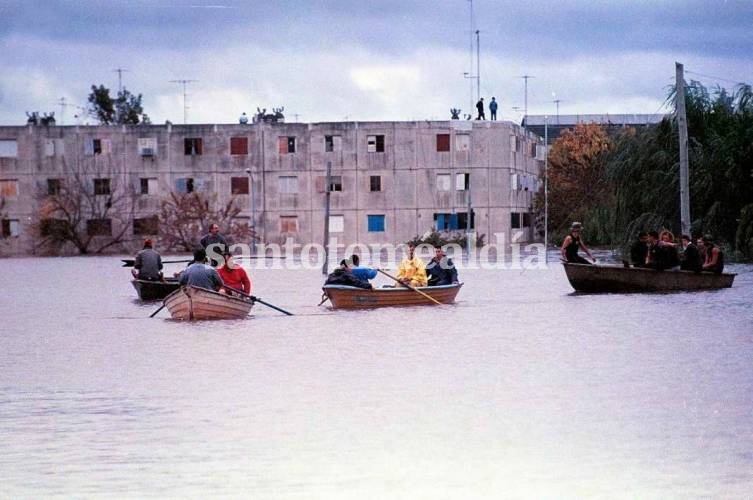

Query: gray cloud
left=1, top=0, right=751, bottom=125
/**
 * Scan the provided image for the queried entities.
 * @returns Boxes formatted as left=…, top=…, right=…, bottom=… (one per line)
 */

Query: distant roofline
left=522, top=113, right=669, bottom=127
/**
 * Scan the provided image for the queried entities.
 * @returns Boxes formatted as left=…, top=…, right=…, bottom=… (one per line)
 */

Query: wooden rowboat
left=131, top=277, right=181, bottom=301
left=163, top=285, right=254, bottom=320
left=323, top=283, right=462, bottom=310
left=563, top=262, right=735, bottom=293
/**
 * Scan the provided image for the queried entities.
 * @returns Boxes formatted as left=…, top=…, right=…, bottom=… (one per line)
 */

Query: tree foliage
left=157, top=191, right=253, bottom=252
left=32, top=158, right=136, bottom=255
left=538, top=80, right=753, bottom=259
left=544, top=123, right=612, bottom=244
left=87, top=84, right=150, bottom=125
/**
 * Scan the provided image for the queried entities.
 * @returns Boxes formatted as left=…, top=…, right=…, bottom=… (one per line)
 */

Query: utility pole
left=553, top=99, right=561, bottom=124
left=169, top=79, right=198, bottom=124
left=544, top=115, right=549, bottom=260
left=322, top=161, right=332, bottom=275
left=113, top=68, right=129, bottom=93
left=676, top=62, right=691, bottom=237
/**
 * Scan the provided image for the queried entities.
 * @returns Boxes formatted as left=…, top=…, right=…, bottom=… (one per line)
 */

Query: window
left=328, top=175, right=343, bottom=192
left=436, top=134, right=450, bottom=152
left=369, top=175, right=382, bottom=192
left=0, top=179, right=19, bottom=197
left=87, top=218, right=112, bottom=236
left=278, top=136, right=296, bottom=154
left=329, top=215, right=344, bottom=233
left=511, top=212, right=521, bottom=229
left=140, top=177, right=158, bottom=195
left=45, top=139, right=64, bottom=157
left=93, top=178, right=111, bottom=196
left=138, top=138, right=157, bottom=156
left=184, top=138, right=203, bottom=155
left=85, top=138, right=111, bottom=155
left=434, top=212, right=474, bottom=230
left=0, top=140, right=18, bottom=158
left=367, top=214, right=385, bottom=232
left=231, top=177, right=250, bottom=195
left=325, top=135, right=341, bottom=152
left=176, top=178, right=195, bottom=193
left=278, top=176, right=298, bottom=194
left=40, top=218, right=68, bottom=238
left=522, top=213, right=532, bottom=227
left=230, top=137, right=248, bottom=155
left=434, top=213, right=458, bottom=231
left=367, top=135, right=385, bottom=153
left=47, top=178, right=62, bottom=196
left=436, top=174, right=451, bottom=191
left=1, top=219, right=19, bottom=238
left=280, top=216, right=298, bottom=233
left=456, top=173, right=470, bottom=191
left=133, top=216, right=159, bottom=235
left=455, top=134, right=470, bottom=151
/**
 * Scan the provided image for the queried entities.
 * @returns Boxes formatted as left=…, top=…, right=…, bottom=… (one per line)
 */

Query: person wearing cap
left=701, top=235, right=725, bottom=273
left=560, top=222, right=596, bottom=264
left=131, top=238, right=163, bottom=281
left=218, top=250, right=252, bottom=295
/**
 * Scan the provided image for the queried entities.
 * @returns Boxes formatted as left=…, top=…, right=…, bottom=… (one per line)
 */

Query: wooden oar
left=122, top=258, right=192, bottom=267
left=224, top=286, right=294, bottom=316
left=149, top=303, right=166, bottom=318
left=376, top=269, right=443, bottom=305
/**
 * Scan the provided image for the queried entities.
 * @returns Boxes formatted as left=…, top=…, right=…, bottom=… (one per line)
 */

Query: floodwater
left=1, top=254, right=752, bottom=499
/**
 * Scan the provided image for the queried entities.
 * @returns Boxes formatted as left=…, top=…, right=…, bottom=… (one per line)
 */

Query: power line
left=685, top=69, right=748, bottom=87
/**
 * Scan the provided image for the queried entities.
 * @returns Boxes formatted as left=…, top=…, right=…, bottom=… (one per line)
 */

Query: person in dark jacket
left=426, top=245, right=459, bottom=286
left=629, top=231, right=649, bottom=267
left=680, top=234, right=703, bottom=272
left=324, top=260, right=372, bottom=289
left=131, top=238, right=163, bottom=280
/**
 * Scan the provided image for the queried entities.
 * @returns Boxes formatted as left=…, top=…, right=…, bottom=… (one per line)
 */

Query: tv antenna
left=169, top=79, right=198, bottom=124
left=113, top=68, right=129, bottom=93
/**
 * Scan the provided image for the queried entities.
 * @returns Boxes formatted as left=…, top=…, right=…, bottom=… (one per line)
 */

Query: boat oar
left=376, top=269, right=443, bottom=306
left=225, top=286, right=294, bottom=316
left=149, top=303, right=166, bottom=318
left=122, top=258, right=192, bottom=267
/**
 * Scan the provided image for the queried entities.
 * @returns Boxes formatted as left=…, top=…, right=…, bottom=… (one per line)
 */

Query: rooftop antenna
left=520, top=75, right=534, bottom=131
left=552, top=93, right=562, bottom=124
left=113, top=68, right=129, bottom=93
left=169, top=79, right=198, bottom=124
left=57, top=97, right=86, bottom=125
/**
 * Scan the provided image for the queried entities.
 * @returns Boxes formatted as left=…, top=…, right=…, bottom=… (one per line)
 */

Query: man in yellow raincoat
left=396, top=244, right=428, bottom=287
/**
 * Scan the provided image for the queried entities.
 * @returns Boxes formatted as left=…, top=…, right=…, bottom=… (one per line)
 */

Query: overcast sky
left=1, top=0, right=751, bottom=125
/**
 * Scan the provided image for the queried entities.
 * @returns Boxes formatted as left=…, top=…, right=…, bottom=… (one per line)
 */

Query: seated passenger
left=131, top=238, right=163, bottom=281
left=396, top=244, right=428, bottom=287
left=324, top=260, right=373, bottom=289
left=178, top=248, right=224, bottom=291
left=680, top=234, right=703, bottom=272
left=349, top=254, right=377, bottom=281
left=218, top=250, right=252, bottom=294
left=645, top=230, right=680, bottom=270
left=560, top=222, right=595, bottom=264
left=629, top=231, right=649, bottom=268
left=426, top=245, right=459, bottom=286
left=701, top=235, right=724, bottom=274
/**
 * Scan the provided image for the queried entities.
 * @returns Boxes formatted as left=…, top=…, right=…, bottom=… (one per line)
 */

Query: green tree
left=87, top=84, right=151, bottom=125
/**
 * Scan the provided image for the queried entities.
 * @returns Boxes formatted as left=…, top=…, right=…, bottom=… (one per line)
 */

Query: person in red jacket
left=218, top=250, right=251, bottom=295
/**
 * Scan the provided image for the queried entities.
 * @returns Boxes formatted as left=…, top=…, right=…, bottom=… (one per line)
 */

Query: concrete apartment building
left=0, top=120, right=543, bottom=256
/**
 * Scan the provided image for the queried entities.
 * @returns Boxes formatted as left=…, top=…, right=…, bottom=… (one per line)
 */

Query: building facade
left=0, top=120, right=544, bottom=256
